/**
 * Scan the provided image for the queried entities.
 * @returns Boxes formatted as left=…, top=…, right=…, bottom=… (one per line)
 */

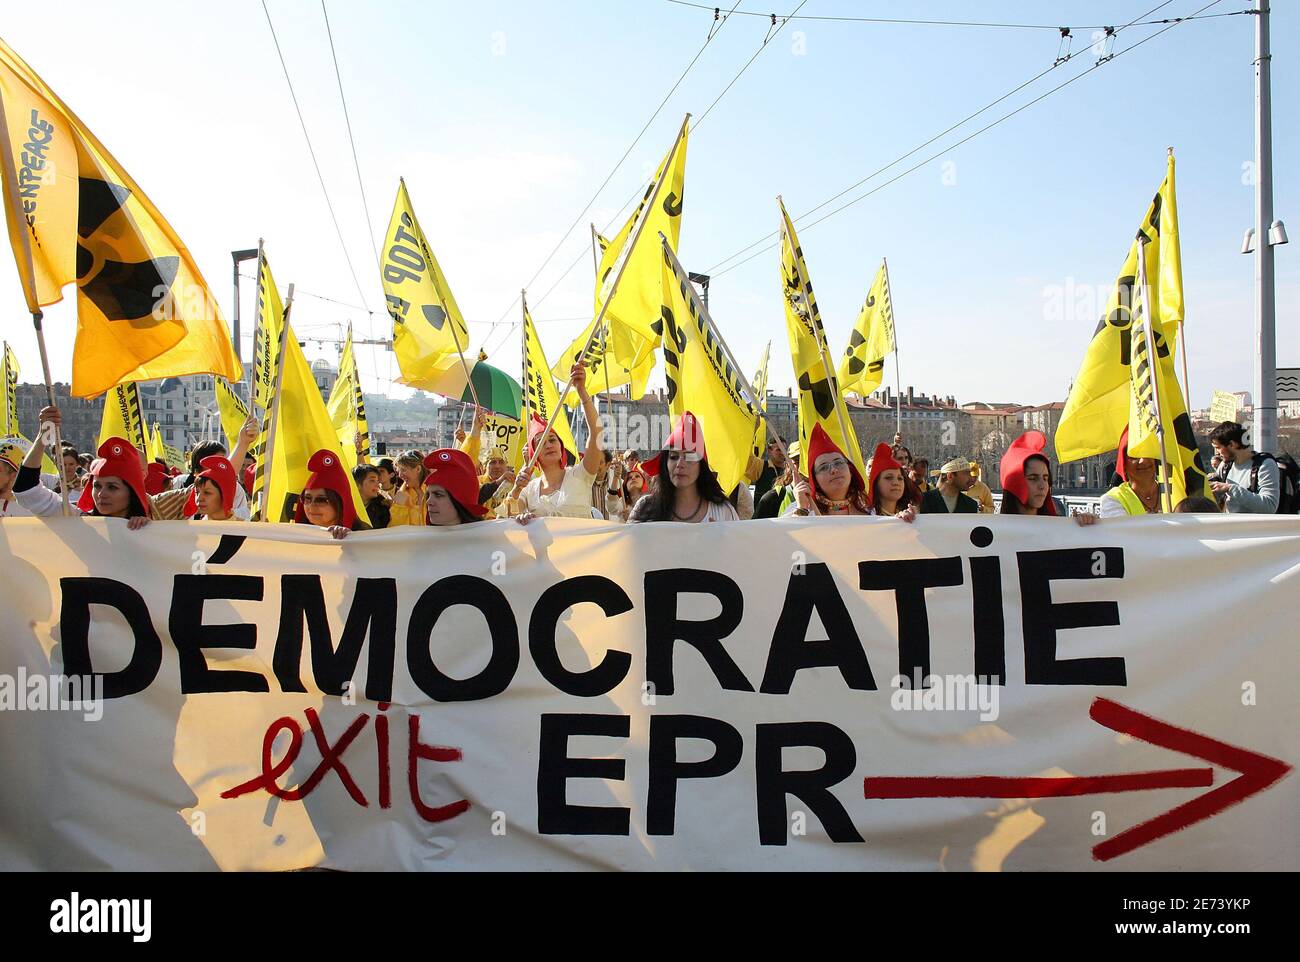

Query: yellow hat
left=0, top=439, right=25, bottom=472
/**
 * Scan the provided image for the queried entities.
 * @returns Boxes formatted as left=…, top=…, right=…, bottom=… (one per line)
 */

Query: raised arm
left=229, top=416, right=258, bottom=474
left=572, top=362, right=603, bottom=476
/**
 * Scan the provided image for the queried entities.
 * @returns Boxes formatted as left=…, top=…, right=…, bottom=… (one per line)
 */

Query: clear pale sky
left=3, top=0, right=1296, bottom=410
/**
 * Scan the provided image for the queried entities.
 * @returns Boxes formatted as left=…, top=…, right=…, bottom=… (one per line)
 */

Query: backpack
left=1239, top=452, right=1300, bottom=514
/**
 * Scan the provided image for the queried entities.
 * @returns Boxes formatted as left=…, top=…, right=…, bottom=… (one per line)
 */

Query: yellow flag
left=0, top=38, right=239, bottom=398
left=3, top=341, right=20, bottom=435
left=550, top=310, right=656, bottom=408
left=837, top=261, right=895, bottom=398
left=1128, top=241, right=1209, bottom=506
left=214, top=377, right=250, bottom=452
left=147, top=422, right=165, bottom=463
left=327, top=325, right=369, bottom=456
left=599, top=119, right=689, bottom=364
left=750, top=341, right=771, bottom=462
left=249, top=253, right=292, bottom=516
left=261, top=324, right=367, bottom=524
left=522, top=303, right=578, bottom=458
left=382, top=179, right=473, bottom=393
left=98, top=382, right=147, bottom=452
left=660, top=239, right=759, bottom=495
left=778, top=199, right=864, bottom=474
left=1057, top=153, right=1184, bottom=463
left=251, top=248, right=285, bottom=413
left=1, top=342, right=55, bottom=473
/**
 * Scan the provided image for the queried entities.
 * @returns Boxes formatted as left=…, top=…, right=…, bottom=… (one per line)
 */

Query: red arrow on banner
left=863, top=697, right=1292, bottom=861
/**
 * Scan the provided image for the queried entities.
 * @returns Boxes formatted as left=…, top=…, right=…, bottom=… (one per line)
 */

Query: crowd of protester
left=2, top=362, right=1294, bottom=532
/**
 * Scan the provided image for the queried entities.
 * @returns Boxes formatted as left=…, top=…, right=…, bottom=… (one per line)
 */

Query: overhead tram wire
left=473, top=185, right=645, bottom=361
left=710, top=0, right=1225, bottom=279
left=261, top=0, right=372, bottom=316
left=321, top=0, right=384, bottom=392
left=694, top=0, right=807, bottom=130
left=487, top=0, right=746, bottom=335
left=705, top=0, right=1181, bottom=275
left=238, top=272, right=369, bottom=312
left=664, top=0, right=1250, bottom=31
left=479, top=0, right=808, bottom=365
left=712, top=0, right=1196, bottom=278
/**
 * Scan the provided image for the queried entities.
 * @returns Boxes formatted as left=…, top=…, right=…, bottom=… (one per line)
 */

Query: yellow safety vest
left=1102, top=483, right=1148, bottom=516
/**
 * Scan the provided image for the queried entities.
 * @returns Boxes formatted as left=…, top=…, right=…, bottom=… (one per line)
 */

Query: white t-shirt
left=520, top=462, right=597, bottom=518
left=629, top=495, right=739, bottom=523
left=0, top=497, right=36, bottom=517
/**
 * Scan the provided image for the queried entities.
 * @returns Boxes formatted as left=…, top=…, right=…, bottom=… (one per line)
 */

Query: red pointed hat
left=293, top=449, right=356, bottom=528
left=805, top=423, right=864, bottom=500
left=78, top=437, right=151, bottom=517
left=1000, top=430, right=1050, bottom=505
left=184, top=455, right=237, bottom=518
left=523, top=412, right=575, bottom=466
left=144, top=462, right=170, bottom=496
left=641, top=411, right=707, bottom=477
left=865, top=441, right=901, bottom=507
left=422, top=448, right=488, bottom=517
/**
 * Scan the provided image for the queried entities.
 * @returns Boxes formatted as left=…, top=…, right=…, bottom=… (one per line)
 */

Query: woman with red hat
left=509, top=362, right=606, bottom=523
left=12, top=411, right=153, bottom=528
left=294, top=449, right=369, bottom=539
left=1098, top=428, right=1161, bottom=518
left=787, top=425, right=874, bottom=518
left=1000, top=431, right=1098, bottom=524
left=76, top=438, right=153, bottom=527
left=421, top=448, right=490, bottom=525
left=604, top=459, right=648, bottom=523
left=184, top=455, right=239, bottom=522
left=863, top=441, right=920, bottom=520
left=627, top=412, right=738, bottom=524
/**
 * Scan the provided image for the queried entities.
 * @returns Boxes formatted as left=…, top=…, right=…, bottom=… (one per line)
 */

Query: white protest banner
left=0, top=516, right=1296, bottom=871
left=1209, top=390, right=1239, bottom=425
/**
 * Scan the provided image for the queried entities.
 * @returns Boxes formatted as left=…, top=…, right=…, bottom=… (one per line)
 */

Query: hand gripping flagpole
left=1135, top=233, right=1174, bottom=514
left=520, top=114, right=691, bottom=478
left=0, top=90, right=70, bottom=515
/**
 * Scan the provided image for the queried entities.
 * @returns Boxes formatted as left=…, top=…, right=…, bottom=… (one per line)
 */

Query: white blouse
left=520, top=462, right=597, bottom=518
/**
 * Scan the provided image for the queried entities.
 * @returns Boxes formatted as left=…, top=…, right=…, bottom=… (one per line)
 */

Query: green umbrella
left=455, top=361, right=522, bottom=420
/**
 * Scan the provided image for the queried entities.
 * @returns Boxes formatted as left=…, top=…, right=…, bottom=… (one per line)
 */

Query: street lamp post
left=231, top=248, right=259, bottom=364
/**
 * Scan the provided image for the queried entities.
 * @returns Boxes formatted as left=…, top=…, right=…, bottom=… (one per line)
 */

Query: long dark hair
left=622, top=467, right=647, bottom=504
left=999, top=454, right=1058, bottom=516
left=639, top=451, right=728, bottom=522
left=818, top=466, right=870, bottom=515
left=871, top=470, right=919, bottom=515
